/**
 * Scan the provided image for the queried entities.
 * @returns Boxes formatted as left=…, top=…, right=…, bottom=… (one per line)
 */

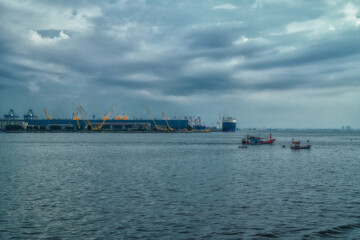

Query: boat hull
left=260, top=139, right=276, bottom=144
left=242, top=134, right=275, bottom=145
left=291, top=145, right=311, bottom=149
left=242, top=139, right=276, bottom=145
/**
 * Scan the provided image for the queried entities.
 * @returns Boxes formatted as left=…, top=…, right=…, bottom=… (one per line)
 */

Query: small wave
left=136, top=228, right=152, bottom=232
left=303, top=223, right=360, bottom=238
left=254, top=232, right=279, bottom=238
left=218, top=231, right=245, bottom=236
left=22, top=231, right=42, bottom=235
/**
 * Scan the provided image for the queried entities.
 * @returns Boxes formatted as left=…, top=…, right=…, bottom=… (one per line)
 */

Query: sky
left=0, top=0, right=359, bottom=128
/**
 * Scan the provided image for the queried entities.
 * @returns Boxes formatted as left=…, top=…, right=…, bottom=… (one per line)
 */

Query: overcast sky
left=0, top=0, right=359, bottom=128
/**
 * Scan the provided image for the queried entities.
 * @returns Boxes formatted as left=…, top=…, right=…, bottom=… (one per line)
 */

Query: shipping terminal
left=0, top=108, right=236, bottom=132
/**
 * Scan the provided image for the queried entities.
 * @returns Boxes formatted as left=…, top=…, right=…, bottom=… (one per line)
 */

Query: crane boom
left=142, top=104, right=160, bottom=130
left=44, top=108, right=52, bottom=120
left=99, top=105, right=114, bottom=130
left=79, top=105, right=94, bottom=130
left=162, top=112, right=174, bottom=131
left=73, top=104, right=81, bottom=129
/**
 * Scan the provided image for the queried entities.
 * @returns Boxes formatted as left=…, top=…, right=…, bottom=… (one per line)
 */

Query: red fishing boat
left=242, top=133, right=276, bottom=145
left=291, top=139, right=311, bottom=149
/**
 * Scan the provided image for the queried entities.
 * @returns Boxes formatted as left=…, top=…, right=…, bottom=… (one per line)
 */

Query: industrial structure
left=1, top=108, right=189, bottom=132
left=24, top=109, right=37, bottom=120
left=4, top=109, right=19, bottom=119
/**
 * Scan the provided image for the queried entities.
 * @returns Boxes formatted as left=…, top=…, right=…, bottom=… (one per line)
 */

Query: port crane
left=73, top=104, right=81, bottom=130
left=4, top=109, right=19, bottom=119
left=24, top=109, right=37, bottom=120
left=98, top=105, right=114, bottom=130
left=44, top=108, right=52, bottom=120
left=142, top=104, right=166, bottom=131
left=78, top=105, right=95, bottom=130
left=162, top=112, right=174, bottom=131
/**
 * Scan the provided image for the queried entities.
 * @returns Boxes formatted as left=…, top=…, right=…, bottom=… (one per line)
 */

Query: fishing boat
left=291, top=139, right=311, bottom=149
left=242, top=133, right=276, bottom=145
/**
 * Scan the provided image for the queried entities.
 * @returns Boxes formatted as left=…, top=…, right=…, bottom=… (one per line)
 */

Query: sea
left=1, top=130, right=360, bottom=239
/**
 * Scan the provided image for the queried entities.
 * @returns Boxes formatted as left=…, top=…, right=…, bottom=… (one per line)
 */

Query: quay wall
left=0, top=119, right=189, bottom=131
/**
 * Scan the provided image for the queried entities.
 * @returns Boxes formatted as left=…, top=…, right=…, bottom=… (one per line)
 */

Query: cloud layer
left=0, top=0, right=359, bottom=128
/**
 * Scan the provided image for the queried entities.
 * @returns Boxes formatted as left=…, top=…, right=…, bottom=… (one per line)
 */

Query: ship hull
left=222, top=122, right=236, bottom=132
left=222, top=117, right=236, bottom=132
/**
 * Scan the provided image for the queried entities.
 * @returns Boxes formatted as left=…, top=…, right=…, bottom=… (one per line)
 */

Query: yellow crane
left=44, top=108, right=52, bottom=120
left=98, top=105, right=114, bottom=130
left=78, top=105, right=95, bottom=130
left=162, top=112, right=174, bottom=131
left=73, top=104, right=81, bottom=129
left=142, top=104, right=165, bottom=131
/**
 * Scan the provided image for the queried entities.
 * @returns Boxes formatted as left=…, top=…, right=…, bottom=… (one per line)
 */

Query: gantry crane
left=4, top=109, right=19, bottom=119
left=162, top=112, right=174, bottom=131
left=44, top=108, right=52, bottom=120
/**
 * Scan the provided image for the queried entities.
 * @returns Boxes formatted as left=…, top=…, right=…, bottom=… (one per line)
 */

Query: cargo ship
left=222, top=117, right=236, bottom=132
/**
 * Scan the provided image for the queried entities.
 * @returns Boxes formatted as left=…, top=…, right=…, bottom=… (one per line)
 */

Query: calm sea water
left=1, top=131, right=360, bottom=239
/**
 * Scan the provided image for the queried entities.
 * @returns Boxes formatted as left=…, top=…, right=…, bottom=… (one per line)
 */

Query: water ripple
left=1, top=131, right=360, bottom=239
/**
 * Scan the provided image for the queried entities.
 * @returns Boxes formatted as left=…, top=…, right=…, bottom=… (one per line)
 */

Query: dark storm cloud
left=0, top=0, right=360, bottom=128
left=166, top=73, right=237, bottom=96
left=247, top=34, right=360, bottom=70
left=186, top=25, right=243, bottom=49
